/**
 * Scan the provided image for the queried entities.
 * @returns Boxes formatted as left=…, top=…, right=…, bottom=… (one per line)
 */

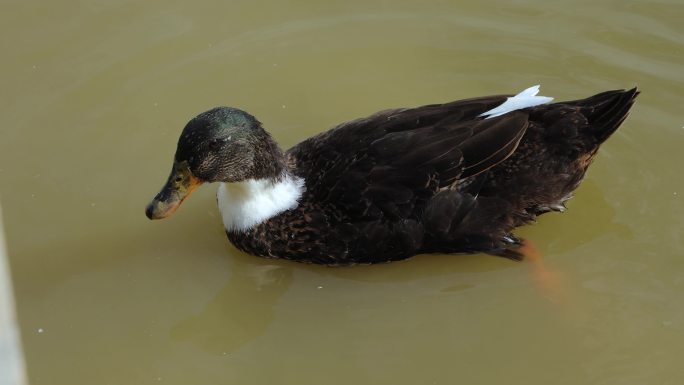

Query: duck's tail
left=570, top=87, right=640, bottom=144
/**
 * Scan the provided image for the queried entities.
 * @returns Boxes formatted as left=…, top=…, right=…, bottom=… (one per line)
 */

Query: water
left=2, top=0, right=684, bottom=384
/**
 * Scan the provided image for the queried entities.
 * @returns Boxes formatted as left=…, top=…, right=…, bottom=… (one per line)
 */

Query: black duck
left=146, top=86, right=638, bottom=265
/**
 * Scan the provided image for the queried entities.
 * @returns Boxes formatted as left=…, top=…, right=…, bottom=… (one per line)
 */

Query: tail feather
left=577, top=88, right=639, bottom=143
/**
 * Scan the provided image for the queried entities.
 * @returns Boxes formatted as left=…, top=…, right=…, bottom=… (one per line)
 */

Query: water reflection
left=171, top=262, right=292, bottom=355
left=526, top=179, right=633, bottom=255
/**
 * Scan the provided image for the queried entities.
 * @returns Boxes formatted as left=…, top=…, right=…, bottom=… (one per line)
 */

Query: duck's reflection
left=521, top=178, right=633, bottom=255
left=170, top=255, right=292, bottom=355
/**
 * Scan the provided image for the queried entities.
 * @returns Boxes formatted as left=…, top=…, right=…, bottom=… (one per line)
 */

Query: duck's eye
left=174, top=176, right=183, bottom=183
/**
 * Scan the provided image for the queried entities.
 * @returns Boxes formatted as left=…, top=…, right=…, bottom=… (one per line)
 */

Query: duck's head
left=145, top=107, right=284, bottom=220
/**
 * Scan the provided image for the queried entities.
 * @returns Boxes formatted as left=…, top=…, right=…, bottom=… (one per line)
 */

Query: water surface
left=2, top=0, right=684, bottom=384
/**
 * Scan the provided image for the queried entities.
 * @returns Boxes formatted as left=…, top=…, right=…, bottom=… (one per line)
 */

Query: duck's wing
left=286, top=95, right=528, bottom=221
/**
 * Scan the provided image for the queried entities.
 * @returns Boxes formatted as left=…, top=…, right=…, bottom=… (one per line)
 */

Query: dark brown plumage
left=147, top=87, right=639, bottom=265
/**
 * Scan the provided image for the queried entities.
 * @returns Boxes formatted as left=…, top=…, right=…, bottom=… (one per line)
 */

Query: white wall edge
left=0, top=203, right=28, bottom=385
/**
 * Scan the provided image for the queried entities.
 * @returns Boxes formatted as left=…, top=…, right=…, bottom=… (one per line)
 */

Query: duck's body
left=146, top=86, right=638, bottom=265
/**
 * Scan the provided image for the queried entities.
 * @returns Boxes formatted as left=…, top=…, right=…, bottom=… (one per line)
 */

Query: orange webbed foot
left=518, top=239, right=567, bottom=304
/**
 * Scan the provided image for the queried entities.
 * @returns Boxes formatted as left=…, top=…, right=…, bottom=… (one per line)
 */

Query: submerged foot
left=519, top=239, right=567, bottom=303
left=492, top=238, right=566, bottom=302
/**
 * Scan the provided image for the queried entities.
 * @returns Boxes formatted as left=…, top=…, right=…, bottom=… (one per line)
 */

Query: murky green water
left=2, top=0, right=684, bottom=384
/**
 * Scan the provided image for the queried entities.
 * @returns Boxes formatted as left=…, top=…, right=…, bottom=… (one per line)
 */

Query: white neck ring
left=217, top=173, right=305, bottom=232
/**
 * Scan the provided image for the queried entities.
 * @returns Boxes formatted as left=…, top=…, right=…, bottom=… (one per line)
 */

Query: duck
left=145, top=85, right=638, bottom=265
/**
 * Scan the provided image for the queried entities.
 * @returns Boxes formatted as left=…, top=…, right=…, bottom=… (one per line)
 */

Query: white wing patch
left=479, top=85, right=554, bottom=119
left=217, top=173, right=305, bottom=232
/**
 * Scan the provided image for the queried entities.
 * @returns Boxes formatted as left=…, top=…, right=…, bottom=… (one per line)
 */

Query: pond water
left=2, top=0, right=684, bottom=384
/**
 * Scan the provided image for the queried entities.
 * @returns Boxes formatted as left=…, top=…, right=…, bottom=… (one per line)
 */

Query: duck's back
left=476, top=89, right=639, bottom=229
left=227, top=88, right=638, bottom=264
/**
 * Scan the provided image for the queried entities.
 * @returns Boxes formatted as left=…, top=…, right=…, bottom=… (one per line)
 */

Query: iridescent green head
left=145, top=107, right=285, bottom=220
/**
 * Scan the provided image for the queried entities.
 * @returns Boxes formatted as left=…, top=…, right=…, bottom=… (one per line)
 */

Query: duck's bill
left=145, top=163, right=202, bottom=220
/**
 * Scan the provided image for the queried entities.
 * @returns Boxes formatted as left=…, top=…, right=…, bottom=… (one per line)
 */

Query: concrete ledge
left=0, top=204, right=28, bottom=385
